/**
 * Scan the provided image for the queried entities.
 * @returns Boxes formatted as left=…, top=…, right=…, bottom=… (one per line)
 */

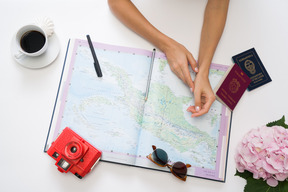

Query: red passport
left=216, top=64, right=251, bottom=111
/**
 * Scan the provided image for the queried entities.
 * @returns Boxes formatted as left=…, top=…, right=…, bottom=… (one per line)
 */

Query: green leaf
left=278, top=181, right=288, bottom=192
left=266, top=115, right=288, bottom=129
left=244, top=177, right=275, bottom=192
left=235, top=170, right=253, bottom=179
left=235, top=170, right=288, bottom=192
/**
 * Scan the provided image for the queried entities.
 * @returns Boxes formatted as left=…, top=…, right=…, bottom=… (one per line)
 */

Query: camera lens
left=65, top=141, right=83, bottom=159
left=71, top=147, right=77, bottom=153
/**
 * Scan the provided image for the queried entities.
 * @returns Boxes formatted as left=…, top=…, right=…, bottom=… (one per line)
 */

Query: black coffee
left=20, top=30, right=46, bottom=53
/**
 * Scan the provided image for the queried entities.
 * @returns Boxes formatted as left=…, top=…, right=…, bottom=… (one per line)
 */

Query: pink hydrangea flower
left=235, top=125, right=288, bottom=187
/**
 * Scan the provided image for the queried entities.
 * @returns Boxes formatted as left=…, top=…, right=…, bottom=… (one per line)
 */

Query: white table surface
left=1, top=0, right=288, bottom=191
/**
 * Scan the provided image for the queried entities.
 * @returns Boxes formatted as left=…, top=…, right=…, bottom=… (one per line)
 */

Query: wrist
left=156, top=36, right=176, bottom=53
left=197, top=66, right=210, bottom=78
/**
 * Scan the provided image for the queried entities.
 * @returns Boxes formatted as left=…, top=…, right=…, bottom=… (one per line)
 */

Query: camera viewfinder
left=52, top=152, right=59, bottom=159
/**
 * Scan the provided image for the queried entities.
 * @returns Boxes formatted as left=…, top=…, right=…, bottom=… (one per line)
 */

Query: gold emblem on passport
left=229, top=78, right=240, bottom=93
left=244, top=60, right=256, bottom=75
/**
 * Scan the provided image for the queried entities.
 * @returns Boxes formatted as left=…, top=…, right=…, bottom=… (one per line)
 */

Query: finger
left=193, top=90, right=202, bottom=113
left=181, top=66, right=194, bottom=92
left=187, top=96, right=208, bottom=113
left=170, top=62, right=194, bottom=91
left=175, top=68, right=186, bottom=85
left=186, top=105, right=196, bottom=113
left=187, top=53, right=198, bottom=73
left=191, top=109, right=206, bottom=117
left=191, top=105, right=209, bottom=117
left=170, top=62, right=185, bottom=81
left=191, top=96, right=215, bottom=117
left=187, top=105, right=205, bottom=117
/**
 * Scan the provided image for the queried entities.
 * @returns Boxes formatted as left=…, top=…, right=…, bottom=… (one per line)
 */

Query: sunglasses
left=146, top=145, right=191, bottom=181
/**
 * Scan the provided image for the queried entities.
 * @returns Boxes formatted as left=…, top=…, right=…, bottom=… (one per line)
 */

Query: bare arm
left=188, top=0, right=230, bottom=117
left=108, top=0, right=230, bottom=117
left=108, top=0, right=198, bottom=90
left=198, top=0, right=230, bottom=75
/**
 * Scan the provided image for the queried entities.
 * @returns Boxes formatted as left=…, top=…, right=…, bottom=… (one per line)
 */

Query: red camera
left=47, top=127, right=102, bottom=179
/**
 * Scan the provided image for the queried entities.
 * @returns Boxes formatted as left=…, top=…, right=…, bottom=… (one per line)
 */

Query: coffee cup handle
left=14, top=50, right=25, bottom=59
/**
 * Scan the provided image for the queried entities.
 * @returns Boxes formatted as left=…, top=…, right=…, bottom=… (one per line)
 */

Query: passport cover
left=232, top=48, right=272, bottom=91
left=216, top=64, right=251, bottom=111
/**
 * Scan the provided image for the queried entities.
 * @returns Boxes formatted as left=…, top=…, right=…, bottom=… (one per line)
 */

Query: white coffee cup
left=14, top=24, right=48, bottom=59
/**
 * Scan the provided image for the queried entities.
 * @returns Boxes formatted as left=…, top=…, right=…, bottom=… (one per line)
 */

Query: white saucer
left=11, top=33, right=60, bottom=69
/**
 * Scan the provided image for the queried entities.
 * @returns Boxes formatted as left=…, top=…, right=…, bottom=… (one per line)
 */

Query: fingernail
left=196, top=106, right=200, bottom=112
left=195, top=67, right=199, bottom=72
left=190, top=88, right=193, bottom=93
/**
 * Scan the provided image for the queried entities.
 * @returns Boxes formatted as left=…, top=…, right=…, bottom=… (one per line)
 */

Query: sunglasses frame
left=147, top=145, right=191, bottom=181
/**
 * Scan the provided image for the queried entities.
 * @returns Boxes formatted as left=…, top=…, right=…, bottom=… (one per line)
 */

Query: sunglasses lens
left=151, top=148, right=168, bottom=166
left=171, top=162, right=188, bottom=180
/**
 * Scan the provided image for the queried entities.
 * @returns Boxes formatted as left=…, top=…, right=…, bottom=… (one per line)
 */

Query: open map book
left=44, top=39, right=232, bottom=182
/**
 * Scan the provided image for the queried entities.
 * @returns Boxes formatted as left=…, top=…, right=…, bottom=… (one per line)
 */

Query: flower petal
left=266, top=177, right=278, bottom=187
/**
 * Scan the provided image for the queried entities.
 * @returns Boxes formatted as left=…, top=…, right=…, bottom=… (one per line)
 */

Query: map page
left=45, top=39, right=232, bottom=182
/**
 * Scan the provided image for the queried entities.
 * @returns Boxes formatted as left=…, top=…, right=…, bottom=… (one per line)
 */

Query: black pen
left=86, top=35, right=103, bottom=77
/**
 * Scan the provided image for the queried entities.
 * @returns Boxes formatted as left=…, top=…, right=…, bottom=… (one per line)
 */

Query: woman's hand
left=186, top=73, right=215, bottom=117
